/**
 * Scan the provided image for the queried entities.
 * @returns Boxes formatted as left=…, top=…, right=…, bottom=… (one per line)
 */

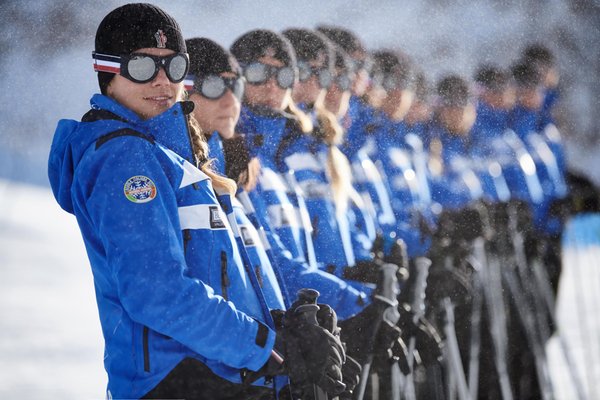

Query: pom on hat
left=94, top=3, right=186, bottom=94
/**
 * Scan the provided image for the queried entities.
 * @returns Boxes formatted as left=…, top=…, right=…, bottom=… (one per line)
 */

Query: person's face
left=243, top=56, right=290, bottom=111
left=107, top=48, right=184, bottom=120
left=481, top=86, right=515, bottom=111
left=189, top=72, right=241, bottom=140
left=350, top=51, right=370, bottom=96
left=439, top=103, right=476, bottom=136
left=365, top=84, right=386, bottom=109
left=292, top=60, right=325, bottom=106
left=324, top=69, right=351, bottom=117
left=381, top=88, right=415, bottom=121
left=405, top=99, right=432, bottom=126
left=517, top=85, right=544, bottom=111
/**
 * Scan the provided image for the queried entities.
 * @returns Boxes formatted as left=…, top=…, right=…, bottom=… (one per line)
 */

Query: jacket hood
left=48, top=94, right=194, bottom=213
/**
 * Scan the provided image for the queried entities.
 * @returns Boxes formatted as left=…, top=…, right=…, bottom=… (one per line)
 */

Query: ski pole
left=355, top=263, right=401, bottom=400
left=400, top=257, right=432, bottom=400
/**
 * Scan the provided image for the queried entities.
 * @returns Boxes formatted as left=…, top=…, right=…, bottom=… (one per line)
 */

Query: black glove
left=342, top=259, right=384, bottom=284
left=339, top=299, right=402, bottom=366
left=243, top=308, right=346, bottom=396
left=397, top=304, right=444, bottom=367
left=425, top=267, right=472, bottom=307
left=316, top=303, right=362, bottom=397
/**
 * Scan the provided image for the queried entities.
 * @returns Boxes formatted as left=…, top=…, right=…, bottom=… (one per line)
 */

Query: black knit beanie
left=474, top=65, right=510, bottom=92
left=282, top=28, right=333, bottom=70
left=95, top=3, right=186, bottom=94
left=186, top=37, right=240, bottom=78
left=437, top=75, right=471, bottom=107
left=230, top=29, right=296, bottom=69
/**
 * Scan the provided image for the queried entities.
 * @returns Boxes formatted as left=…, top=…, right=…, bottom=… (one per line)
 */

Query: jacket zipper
left=221, top=251, right=229, bottom=300
left=143, top=326, right=150, bottom=372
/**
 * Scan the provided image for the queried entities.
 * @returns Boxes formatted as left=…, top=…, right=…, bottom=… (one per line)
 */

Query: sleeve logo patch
left=124, top=175, right=157, bottom=203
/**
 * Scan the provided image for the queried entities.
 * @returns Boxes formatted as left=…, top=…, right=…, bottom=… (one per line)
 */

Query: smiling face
left=189, top=72, right=241, bottom=139
left=243, top=56, right=290, bottom=111
left=107, top=48, right=185, bottom=119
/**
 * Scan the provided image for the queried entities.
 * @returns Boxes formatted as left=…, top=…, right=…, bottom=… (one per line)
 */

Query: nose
left=220, top=88, right=237, bottom=106
left=152, top=67, right=170, bottom=86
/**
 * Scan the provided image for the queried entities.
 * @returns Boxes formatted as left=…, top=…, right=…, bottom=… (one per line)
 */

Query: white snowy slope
left=0, top=179, right=105, bottom=399
left=0, top=178, right=598, bottom=399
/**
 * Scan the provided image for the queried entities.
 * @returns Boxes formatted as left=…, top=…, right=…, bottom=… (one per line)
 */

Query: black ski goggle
left=184, top=74, right=245, bottom=100
left=93, top=52, right=189, bottom=84
left=371, top=73, right=408, bottom=92
left=243, top=62, right=296, bottom=89
left=297, top=61, right=333, bottom=89
left=333, top=74, right=352, bottom=92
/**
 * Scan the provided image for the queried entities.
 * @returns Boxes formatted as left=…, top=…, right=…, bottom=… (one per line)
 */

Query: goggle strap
left=92, top=52, right=121, bottom=74
left=184, top=74, right=196, bottom=91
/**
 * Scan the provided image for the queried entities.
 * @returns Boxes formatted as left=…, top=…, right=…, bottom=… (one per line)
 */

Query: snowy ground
left=0, top=178, right=598, bottom=399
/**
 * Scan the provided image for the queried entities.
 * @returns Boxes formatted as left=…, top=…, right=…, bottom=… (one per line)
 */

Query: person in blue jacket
left=185, top=37, right=288, bottom=312
left=230, top=29, right=405, bottom=379
left=230, top=29, right=372, bottom=316
left=427, top=75, right=503, bottom=209
left=521, top=43, right=561, bottom=131
left=281, top=28, right=378, bottom=279
left=317, top=30, right=404, bottom=260
left=47, top=5, right=346, bottom=399
left=369, top=50, right=438, bottom=258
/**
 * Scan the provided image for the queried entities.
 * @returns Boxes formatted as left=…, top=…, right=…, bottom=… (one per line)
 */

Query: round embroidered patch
left=123, top=175, right=157, bottom=203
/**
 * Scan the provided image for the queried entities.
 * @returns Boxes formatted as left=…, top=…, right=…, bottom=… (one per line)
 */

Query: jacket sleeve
left=83, top=137, right=274, bottom=372
left=257, top=202, right=372, bottom=320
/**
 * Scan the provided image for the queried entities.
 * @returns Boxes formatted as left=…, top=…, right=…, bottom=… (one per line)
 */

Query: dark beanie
left=474, top=64, right=510, bottom=92
left=95, top=3, right=186, bottom=94
left=437, top=75, right=471, bottom=107
left=186, top=37, right=240, bottom=78
left=282, top=28, right=333, bottom=70
left=230, top=29, right=296, bottom=69
left=371, top=49, right=413, bottom=90
left=316, top=25, right=365, bottom=56
left=511, top=61, right=542, bottom=88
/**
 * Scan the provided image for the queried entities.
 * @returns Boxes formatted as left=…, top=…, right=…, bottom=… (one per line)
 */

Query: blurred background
left=0, top=0, right=599, bottom=398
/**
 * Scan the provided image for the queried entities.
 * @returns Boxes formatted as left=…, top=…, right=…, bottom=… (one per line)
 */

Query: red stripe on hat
left=93, top=64, right=120, bottom=74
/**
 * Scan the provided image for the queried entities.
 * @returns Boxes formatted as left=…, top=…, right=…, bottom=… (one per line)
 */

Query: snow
left=0, top=179, right=105, bottom=398
left=1, top=178, right=599, bottom=399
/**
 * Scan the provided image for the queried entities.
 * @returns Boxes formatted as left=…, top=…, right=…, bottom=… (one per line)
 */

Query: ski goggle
left=92, top=52, right=189, bottom=84
left=184, top=74, right=245, bottom=100
left=353, top=58, right=373, bottom=74
left=243, top=62, right=296, bottom=89
left=332, top=74, right=352, bottom=92
left=371, top=73, right=408, bottom=92
left=297, top=61, right=333, bottom=89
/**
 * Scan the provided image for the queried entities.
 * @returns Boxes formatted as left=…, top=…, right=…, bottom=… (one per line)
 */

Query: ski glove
left=316, top=303, right=362, bottom=397
left=282, top=306, right=347, bottom=396
left=339, top=299, right=402, bottom=366
left=397, top=304, right=444, bottom=366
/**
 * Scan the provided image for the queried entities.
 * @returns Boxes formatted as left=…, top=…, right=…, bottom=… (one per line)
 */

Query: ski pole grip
left=294, top=289, right=321, bottom=326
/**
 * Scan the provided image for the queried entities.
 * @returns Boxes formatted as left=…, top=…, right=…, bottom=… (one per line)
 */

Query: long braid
left=187, top=114, right=238, bottom=196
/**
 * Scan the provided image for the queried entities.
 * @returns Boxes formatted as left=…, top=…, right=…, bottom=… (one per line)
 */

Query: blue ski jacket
left=48, top=94, right=277, bottom=399
left=237, top=105, right=370, bottom=319
left=207, top=131, right=287, bottom=310
left=374, top=118, right=435, bottom=257
left=340, top=103, right=399, bottom=255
